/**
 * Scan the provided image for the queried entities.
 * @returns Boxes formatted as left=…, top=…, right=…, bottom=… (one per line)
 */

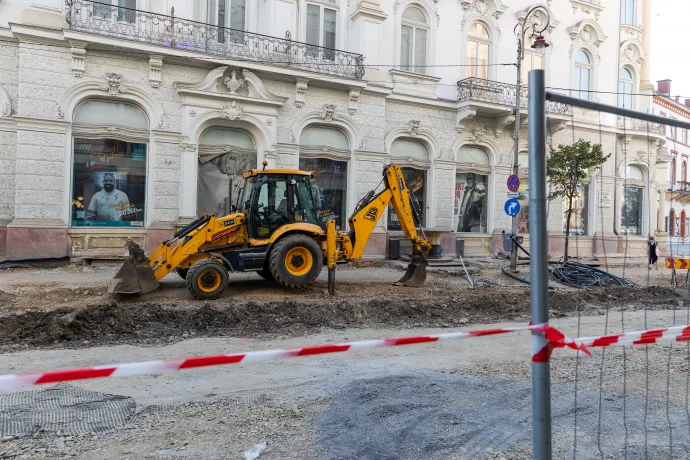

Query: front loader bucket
left=108, top=241, right=160, bottom=295
left=393, top=256, right=428, bottom=287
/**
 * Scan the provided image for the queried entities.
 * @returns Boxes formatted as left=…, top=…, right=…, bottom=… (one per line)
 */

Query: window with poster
left=455, top=146, right=490, bottom=233
left=71, top=100, right=149, bottom=228
left=621, top=166, right=645, bottom=236
left=299, top=125, right=350, bottom=230
left=563, top=185, right=588, bottom=235
left=197, top=128, right=257, bottom=217
left=388, top=138, right=429, bottom=230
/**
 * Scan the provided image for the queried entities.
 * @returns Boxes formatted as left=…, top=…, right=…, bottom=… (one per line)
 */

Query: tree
left=547, top=139, right=611, bottom=261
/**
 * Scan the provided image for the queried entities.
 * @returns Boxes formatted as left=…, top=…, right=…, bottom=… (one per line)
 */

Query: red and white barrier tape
left=575, top=325, right=690, bottom=348
left=2, top=324, right=686, bottom=392
left=0, top=324, right=586, bottom=391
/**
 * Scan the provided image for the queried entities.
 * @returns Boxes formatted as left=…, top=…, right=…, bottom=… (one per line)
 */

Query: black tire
left=269, top=234, right=323, bottom=288
left=257, top=266, right=273, bottom=281
left=175, top=267, right=189, bottom=280
left=186, top=259, right=229, bottom=300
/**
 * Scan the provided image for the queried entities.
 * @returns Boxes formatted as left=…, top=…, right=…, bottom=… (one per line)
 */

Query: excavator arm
left=325, top=164, right=431, bottom=294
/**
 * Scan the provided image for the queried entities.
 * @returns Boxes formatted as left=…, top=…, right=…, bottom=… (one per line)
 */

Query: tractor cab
left=238, top=168, right=321, bottom=239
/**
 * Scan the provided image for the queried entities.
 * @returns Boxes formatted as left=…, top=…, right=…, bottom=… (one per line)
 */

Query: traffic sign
left=504, top=198, right=520, bottom=217
left=666, top=258, right=690, bottom=269
left=507, top=174, right=520, bottom=192
left=506, top=192, right=519, bottom=199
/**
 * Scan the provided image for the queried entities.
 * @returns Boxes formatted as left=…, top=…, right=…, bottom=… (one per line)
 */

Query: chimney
left=658, top=79, right=671, bottom=96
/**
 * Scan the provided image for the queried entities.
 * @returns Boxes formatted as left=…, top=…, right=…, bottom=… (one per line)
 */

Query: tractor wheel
left=175, top=267, right=189, bottom=280
left=186, top=259, right=229, bottom=300
left=257, top=266, right=273, bottom=281
left=269, top=234, right=323, bottom=288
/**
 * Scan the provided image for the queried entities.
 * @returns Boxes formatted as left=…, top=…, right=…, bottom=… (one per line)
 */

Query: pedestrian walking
left=649, top=236, right=659, bottom=270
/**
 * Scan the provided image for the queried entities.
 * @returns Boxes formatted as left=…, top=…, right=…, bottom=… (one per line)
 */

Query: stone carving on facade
left=149, top=55, right=163, bottom=88
left=348, top=89, right=360, bottom=115
left=180, top=143, right=197, bottom=152
left=435, top=8, right=440, bottom=25
left=224, top=71, right=244, bottom=94
left=493, top=114, right=514, bottom=138
left=571, top=0, right=604, bottom=20
left=460, top=0, right=507, bottom=30
left=567, top=20, right=607, bottom=58
left=219, top=101, right=243, bottom=120
left=70, top=45, right=87, bottom=78
left=0, top=85, right=13, bottom=116
left=295, top=79, right=308, bottom=108
left=190, top=109, right=197, bottom=118
left=321, top=104, right=337, bottom=123
left=290, top=131, right=297, bottom=143
left=408, top=120, right=421, bottom=136
left=266, top=117, right=273, bottom=126
left=55, top=102, right=64, bottom=119
left=515, top=5, right=559, bottom=33
left=456, top=107, right=477, bottom=133
left=104, top=73, right=123, bottom=96
left=359, top=138, right=365, bottom=149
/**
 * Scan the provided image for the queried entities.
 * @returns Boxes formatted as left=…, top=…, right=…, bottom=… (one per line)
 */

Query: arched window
left=621, top=166, right=644, bottom=236
left=620, top=0, right=635, bottom=26
left=521, top=51, right=544, bottom=84
left=455, top=147, right=489, bottom=233
left=618, top=67, right=634, bottom=109
left=401, top=6, right=428, bottom=74
left=574, top=50, right=591, bottom=100
left=299, top=125, right=349, bottom=230
left=670, top=209, right=676, bottom=236
left=467, top=22, right=490, bottom=79
left=682, top=161, right=688, bottom=186
left=71, top=100, right=149, bottom=228
left=389, top=138, right=428, bottom=229
left=682, top=210, right=687, bottom=239
left=198, top=127, right=257, bottom=216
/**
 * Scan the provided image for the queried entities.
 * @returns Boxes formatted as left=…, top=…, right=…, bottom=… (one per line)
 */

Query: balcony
left=617, top=116, right=666, bottom=136
left=65, top=0, right=365, bottom=80
left=456, top=78, right=571, bottom=115
left=668, top=181, right=690, bottom=204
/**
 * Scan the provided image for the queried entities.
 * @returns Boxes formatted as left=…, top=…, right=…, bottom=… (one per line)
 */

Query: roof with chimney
left=654, top=79, right=690, bottom=120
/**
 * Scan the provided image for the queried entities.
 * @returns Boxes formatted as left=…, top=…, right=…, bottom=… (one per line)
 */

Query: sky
left=651, top=0, right=690, bottom=98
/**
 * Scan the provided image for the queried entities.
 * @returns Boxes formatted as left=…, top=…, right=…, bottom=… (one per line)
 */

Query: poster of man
left=86, top=172, right=130, bottom=222
left=455, top=173, right=487, bottom=232
left=72, top=138, right=147, bottom=228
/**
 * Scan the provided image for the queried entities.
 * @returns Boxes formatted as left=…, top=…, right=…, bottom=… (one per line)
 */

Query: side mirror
left=230, top=204, right=237, bottom=213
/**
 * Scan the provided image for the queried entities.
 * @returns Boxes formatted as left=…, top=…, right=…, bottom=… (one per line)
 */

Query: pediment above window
left=174, top=66, right=288, bottom=108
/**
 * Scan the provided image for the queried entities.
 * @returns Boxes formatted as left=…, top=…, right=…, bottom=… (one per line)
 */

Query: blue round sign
left=507, top=174, right=520, bottom=192
left=504, top=198, right=521, bottom=217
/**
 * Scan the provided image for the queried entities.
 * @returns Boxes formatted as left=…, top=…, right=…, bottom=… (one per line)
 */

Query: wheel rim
left=285, top=247, right=313, bottom=277
left=198, top=269, right=222, bottom=293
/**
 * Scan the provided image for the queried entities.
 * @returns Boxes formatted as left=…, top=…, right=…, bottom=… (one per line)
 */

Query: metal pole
left=528, top=68, right=552, bottom=459
left=510, top=36, right=522, bottom=271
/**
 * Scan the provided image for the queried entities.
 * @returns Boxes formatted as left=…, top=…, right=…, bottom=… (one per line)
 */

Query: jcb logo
left=364, top=207, right=378, bottom=222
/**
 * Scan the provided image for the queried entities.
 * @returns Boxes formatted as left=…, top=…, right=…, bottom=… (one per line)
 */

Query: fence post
left=528, top=68, right=552, bottom=459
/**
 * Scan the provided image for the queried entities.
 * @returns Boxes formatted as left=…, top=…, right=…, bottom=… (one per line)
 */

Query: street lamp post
left=510, top=6, right=550, bottom=271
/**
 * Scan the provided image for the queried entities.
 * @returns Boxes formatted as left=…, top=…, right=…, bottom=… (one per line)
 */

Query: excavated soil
left=0, top=285, right=680, bottom=351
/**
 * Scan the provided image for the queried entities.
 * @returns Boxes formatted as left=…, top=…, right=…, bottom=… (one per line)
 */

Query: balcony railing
left=617, top=116, right=666, bottom=136
left=669, top=181, right=690, bottom=192
left=456, top=77, right=571, bottom=114
left=65, top=0, right=365, bottom=80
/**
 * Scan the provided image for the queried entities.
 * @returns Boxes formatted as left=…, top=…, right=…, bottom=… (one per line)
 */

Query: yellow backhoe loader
left=109, top=163, right=431, bottom=299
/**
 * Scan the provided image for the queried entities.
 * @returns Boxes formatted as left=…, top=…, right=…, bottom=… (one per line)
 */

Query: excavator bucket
left=108, top=241, right=160, bottom=295
left=393, top=255, right=428, bottom=287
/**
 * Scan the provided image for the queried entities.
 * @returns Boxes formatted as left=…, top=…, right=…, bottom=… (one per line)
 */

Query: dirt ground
left=0, top=258, right=688, bottom=459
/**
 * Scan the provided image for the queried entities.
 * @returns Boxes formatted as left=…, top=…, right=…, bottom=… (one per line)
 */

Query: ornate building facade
left=0, top=0, right=667, bottom=261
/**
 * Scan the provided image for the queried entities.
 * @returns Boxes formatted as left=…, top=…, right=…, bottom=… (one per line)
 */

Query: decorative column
left=639, top=0, right=653, bottom=91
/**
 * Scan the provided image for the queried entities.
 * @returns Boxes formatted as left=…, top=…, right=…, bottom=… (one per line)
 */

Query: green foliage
left=547, top=139, right=611, bottom=260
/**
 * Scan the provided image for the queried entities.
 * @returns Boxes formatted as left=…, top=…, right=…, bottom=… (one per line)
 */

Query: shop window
left=198, top=128, right=257, bottom=217
left=72, top=139, right=147, bottom=227
left=621, top=185, right=643, bottom=235
left=455, top=147, right=490, bottom=233
left=299, top=125, right=350, bottom=230
left=299, top=158, right=347, bottom=230
left=388, top=138, right=428, bottom=230
left=455, top=173, right=487, bottom=232
left=563, top=185, right=588, bottom=235
left=71, top=100, right=148, bottom=228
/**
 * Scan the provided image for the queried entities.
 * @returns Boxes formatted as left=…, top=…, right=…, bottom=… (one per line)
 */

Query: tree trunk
left=564, top=199, right=573, bottom=262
